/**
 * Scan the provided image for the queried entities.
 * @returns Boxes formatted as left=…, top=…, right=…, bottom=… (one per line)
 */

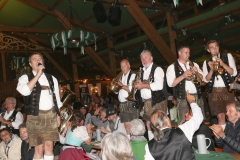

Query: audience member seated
left=19, top=122, right=35, bottom=160
left=91, top=108, right=108, bottom=138
left=144, top=91, right=203, bottom=160
left=130, top=119, right=147, bottom=160
left=210, top=101, right=240, bottom=154
left=0, top=97, right=24, bottom=136
left=80, top=105, right=92, bottom=125
left=101, top=132, right=134, bottom=160
left=185, top=108, right=215, bottom=151
left=100, top=107, right=127, bottom=136
left=59, top=113, right=93, bottom=160
left=0, top=128, right=22, bottom=159
left=169, top=96, right=179, bottom=123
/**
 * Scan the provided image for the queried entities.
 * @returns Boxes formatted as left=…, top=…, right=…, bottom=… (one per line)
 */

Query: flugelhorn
left=126, top=68, right=142, bottom=101
left=212, top=54, right=225, bottom=75
left=187, top=59, right=205, bottom=86
left=108, top=72, right=122, bottom=92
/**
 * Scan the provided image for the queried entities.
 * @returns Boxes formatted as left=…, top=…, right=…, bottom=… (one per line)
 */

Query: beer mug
left=197, top=134, right=211, bottom=154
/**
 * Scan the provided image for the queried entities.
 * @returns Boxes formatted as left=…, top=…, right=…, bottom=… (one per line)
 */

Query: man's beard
left=143, top=63, right=150, bottom=69
left=109, top=118, right=117, bottom=132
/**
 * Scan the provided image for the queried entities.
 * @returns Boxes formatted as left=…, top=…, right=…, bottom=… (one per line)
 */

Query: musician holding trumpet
left=166, top=45, right=205, bottom=124
left=116, top=59, right=138, bottom=137
left=202, top=40, right=237, bottom=128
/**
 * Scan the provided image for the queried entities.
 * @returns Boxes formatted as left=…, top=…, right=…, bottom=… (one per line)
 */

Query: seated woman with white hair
left=101, top=132, right=136, bottom=160
left=130, top=119, right=147, bottom=160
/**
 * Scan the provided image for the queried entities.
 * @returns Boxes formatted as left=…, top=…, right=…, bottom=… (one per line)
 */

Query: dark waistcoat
left=173, top=61, right=202, bottom=99
left=148, top=128, right=195, bottom=160
left=0, top=110, right=19, bottom=136
left=23, top=72, right=60, bottom=116
left=141, top=63, right=167, bottom=107
left=206, top=54, right=234, bottom=93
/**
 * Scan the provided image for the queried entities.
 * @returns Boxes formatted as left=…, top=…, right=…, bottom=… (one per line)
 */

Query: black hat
left=106, top=107, right=118, bottom=117
left=80, top=104, right=88, bottom=110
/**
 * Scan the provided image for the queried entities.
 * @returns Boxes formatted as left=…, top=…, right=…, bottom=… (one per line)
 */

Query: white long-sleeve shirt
left=166, top=60, right=203, bottom=94
left=16, top=71, right=62, bottom=110
left=141, top=63, right=165, bottom=99
left=0, top=109, right=23, bottom=129
left=118, top=70, right=136, bottom=102
left=202, top=53, right=237, bottom=87
left=144, top=102, right=203, bottom=160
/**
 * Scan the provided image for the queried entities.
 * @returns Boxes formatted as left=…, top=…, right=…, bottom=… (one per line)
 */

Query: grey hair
left=101, top=132, right=134, bottom=160
left=5, top=97, right=16, bottom=104
left=130, top=119, right=145, bottom=136
left=140, top=49, right=152, bottom=57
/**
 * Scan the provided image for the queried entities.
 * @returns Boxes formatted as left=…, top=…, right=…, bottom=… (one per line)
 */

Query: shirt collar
left=177, top=59, right=188, bottom=66
left=143, top=62, right=153, bottom=71
left=6, top=109, right=14, bottom=115
left=123, top=70, right=131, bottom=77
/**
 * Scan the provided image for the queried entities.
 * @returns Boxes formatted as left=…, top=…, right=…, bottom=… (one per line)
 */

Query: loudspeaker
left=93, top=1, right=107, bottom=23
left=108, top=6, right=121, bottom=26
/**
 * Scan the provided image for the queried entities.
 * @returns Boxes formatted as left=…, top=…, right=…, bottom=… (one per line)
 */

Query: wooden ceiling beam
left=125, top=0, right=176, bottom=64
left=28, top=0, right=63, bottom=27
left=85, top=46, right=115, bottom=78
left=82, top=5, right=112, bottom=24
left=54, top=8, right=116, bottom=79
left=87, top=0, right=168, bottom=11
left=17, top=0, right=102, bottom=32
left=180, top=9, right=240, bottom=32
left=41, top=51, right=72, bottom=80
left=55, top=10, right=73, bottom=30
left=0, top=0, right=8, bottom=11
left=0, top=26, right=58, bottom=34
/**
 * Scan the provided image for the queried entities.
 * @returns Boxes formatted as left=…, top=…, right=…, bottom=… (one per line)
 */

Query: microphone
left=38, top=63, right=45, bottom=72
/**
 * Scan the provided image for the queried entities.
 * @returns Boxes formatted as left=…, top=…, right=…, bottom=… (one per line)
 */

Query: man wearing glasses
left=0, top=97, right=23, bottom=136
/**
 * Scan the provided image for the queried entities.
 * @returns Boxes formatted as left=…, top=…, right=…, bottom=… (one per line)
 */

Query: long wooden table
left=194, top=150, right=240, bottom=160
left=91, top=139, right=240, bottom=159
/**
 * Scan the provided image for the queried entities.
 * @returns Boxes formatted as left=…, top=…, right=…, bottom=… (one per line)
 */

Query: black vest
left=148, top=128, right=195, bottom=160
left=141, top=63, right=167, bottom=107
left=206, top=54, right=234, bottom=93
left=120, top=70, right=143, bottom=109
left=23, top=72, right=60, bottom=116
left=173, top=61, right=202, bottom=99
left=0, top=110, right=19, bottom=136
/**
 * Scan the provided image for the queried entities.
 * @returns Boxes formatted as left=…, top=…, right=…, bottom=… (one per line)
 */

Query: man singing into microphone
left=17, top=52, right=62, bottom=160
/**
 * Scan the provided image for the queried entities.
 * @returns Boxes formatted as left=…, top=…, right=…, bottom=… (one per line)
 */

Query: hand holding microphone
left=38, top=63, right=45, bottom=73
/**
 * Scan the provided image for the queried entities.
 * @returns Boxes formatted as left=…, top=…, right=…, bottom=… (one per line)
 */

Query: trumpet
left=212, top=54, right=225, bottom=75
left=186, top=59, right=205, bottom=86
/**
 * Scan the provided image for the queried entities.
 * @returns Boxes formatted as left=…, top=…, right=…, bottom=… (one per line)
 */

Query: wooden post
left=166, top=11, right=177, bottom=56
left=1, top=52, right=7, bottom=82
left=71, top=52, right=80, bottom=98
left=125, top=0, right=176, bottom=64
